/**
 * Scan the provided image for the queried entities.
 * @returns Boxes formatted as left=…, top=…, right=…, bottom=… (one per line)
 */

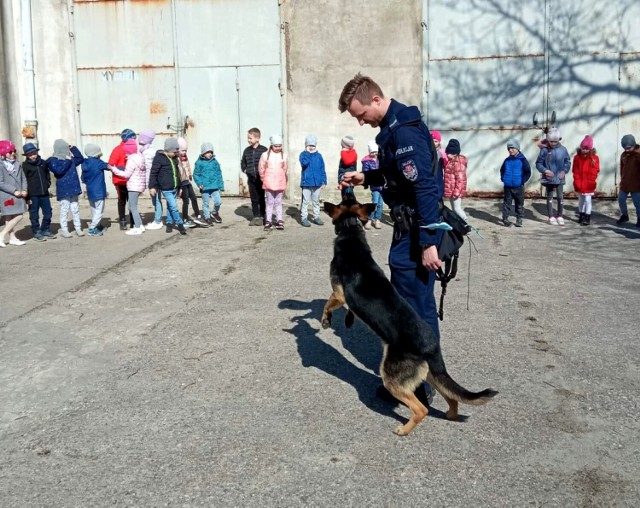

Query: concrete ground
left=1, top=196, right=639, bottom=507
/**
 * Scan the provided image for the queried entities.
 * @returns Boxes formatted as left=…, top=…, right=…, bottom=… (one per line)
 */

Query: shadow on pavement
left=279, top=298, right=404, bottom=424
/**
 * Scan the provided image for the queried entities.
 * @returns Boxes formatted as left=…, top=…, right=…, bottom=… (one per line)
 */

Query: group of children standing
left=0, top=130, right=225, bottom=245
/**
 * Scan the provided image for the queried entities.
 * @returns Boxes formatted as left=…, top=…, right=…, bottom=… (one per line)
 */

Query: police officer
left=338, top=73, right=443, bottom=402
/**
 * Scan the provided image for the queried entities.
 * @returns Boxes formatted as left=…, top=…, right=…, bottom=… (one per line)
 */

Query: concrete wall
left=281, top=0, right=423, bottom=202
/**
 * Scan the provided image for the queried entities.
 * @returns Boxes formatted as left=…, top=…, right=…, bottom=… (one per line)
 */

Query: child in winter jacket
left=430, top=130, right=448, bottom=169
left=535, top=127, right=571, bottom=225
left=617, top=134, right=640, bottom=226
left=193, top=142, right=224, bottom=224
left=110, top=138, right=147, bottom=235
left=108, top=128, right=136, bottom=230
left=361, top=140, right=382, bottom=230
left=0, top=140, right=28, bottom=246
left=338, top=135, right=357, bottom=200
left=22, top=142, right=55, bottom=241
left=81, top=143, right=110, bottom=236
left=444, top=139, right=468, bottom=220
left=298, top=134, right=327, bottom=227
left=259, top=134, right=288, bottom=230
left=500, top=138, right=531, bottom=227
left=572, top=135, right=600, bottom=226
left=149, top=138, right=187, bottom=235
left=48, top=139, right=85, bottom=238
left=177, top=137, right=207, bottom=228
left=139, top=130, right=164, bottom=229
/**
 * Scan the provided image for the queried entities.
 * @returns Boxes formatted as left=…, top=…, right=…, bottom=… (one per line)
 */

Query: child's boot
left=578, top=212, right=585, bottom=224
left=582, top=214, right=591, bottom=226
left=119, top=219, right=128, bottom=230
left=515, top=217, right=523, bottom=227
left=616, top=213, right=629, bottom=224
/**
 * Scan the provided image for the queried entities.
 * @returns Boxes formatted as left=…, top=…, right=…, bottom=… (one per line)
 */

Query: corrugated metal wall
left=423, top=0, right=640, bottom=196
left=71, top=0, right=283, bottom=195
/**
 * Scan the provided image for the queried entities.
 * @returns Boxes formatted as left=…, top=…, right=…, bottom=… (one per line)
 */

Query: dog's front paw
left=321, top=316, right=331, bottom=329
left=393, top=425, right=410, bottom=436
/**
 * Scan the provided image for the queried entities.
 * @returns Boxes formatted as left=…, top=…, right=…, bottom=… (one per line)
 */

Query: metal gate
left=71, top=0, right=283, bottom=195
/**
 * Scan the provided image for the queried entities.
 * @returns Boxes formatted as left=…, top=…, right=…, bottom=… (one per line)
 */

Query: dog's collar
left=334, top=216, right=363, bottom=235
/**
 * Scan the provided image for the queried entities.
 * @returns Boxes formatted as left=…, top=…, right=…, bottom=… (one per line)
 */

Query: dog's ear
left=324, top=202, right=338, bottom=218
left=357, top=203, right=377, bottom=222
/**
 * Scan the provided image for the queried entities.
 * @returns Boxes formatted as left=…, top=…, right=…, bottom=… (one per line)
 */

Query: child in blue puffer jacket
left=299, top=134, right=327, bottom=227
left=500, top=138, right=531, bottom=227
left=48, top=139, right=85, bottom=237
left=535, top=128, right=571, bottom=225
left=81, top=143, right=110, bottom=236
left=193, top=142, right=224, bottom=224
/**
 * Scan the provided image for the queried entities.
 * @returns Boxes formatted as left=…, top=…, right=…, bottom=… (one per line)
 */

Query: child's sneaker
left=556, top=216, right=565, bottom=226
left=193, top=215, right=208, bottom=227
left=146, top=221, right=163, bottom=230
left=59, top=229, right=73, bottom=238
left=9, top=237, right=26, bottom=246
left=263, top=221, right=272, bottom=231
left=212, top=212, right=222, bottom=223
left=42, top=230, right=57, bottom=239
left=372, top=220, right=381, bottom=229
left=125, top=227, right=143, bottom=236
left=515, top=218, right=523, bottom=227
left=183, top=220, right=196, bottom=228
left=275, top=220, right=284, bottom=230
left=364, top=221, right=372, bottom=230
left=33, top=232, right=47, bottom=242
left=502, top=218, right=513, bottom=227
left=616, top=213, right=629, bottom=225
left=301, top=219, right=311, bottom=227
left=547, top=216, right=558, bottom=225
left=177, top=224, right=187, bottom=235
left=87, top=227, right=103, bottom=237
left=166, top=223, right=174, bottom=233
left=313, top=217, right=324, bottom=226
left=75, top=228, right=85, bottom=237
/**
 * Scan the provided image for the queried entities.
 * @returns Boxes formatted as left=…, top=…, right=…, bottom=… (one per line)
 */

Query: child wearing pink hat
left=572, top=135, right=600, bottom=226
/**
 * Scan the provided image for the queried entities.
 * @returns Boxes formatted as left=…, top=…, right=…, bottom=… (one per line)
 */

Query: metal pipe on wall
left=20, top=0, right=38, bottom=141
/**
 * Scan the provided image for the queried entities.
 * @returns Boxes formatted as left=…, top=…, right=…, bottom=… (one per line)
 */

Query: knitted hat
left=621, top=134, right=636, bottom=148
left=53, top=139, right=70, bottom=160
left=269, top=134, right=283, bottom=146
left=0, top=140, right=16, bottom=157
left=84, top=143, right=102, bottom=158
left=305, top=134, right=317, bottom=147
left=506, top=138, right=520, bottom=150
left=367, top=140, right=378, bottom=153
left=22, top=142, right=39, bottom=155
left=164, top=138, right=180, bottom=153
left=445, top=139, right=461, bottom=155
left=341, top=135, right=355, bottom=149
left=200, top=142, right=214, bottom=156
left=430, top=130, right=442, bottom=142
left=546, top=128, right=561, bottom=142
left=138, top=130, right=156, bottom=145
left=177, top=137, right=188, bottom=151
left=120, top=128, right=136, bottom=142
left=123, top=138, right=138, bottom=155
left=580, top=135, right=594, bottom=151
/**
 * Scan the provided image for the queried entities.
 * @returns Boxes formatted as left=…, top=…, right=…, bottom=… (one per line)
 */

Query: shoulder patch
left=401, top=159, right=418, bottom=182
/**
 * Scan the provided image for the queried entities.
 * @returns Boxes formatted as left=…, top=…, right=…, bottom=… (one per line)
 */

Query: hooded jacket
left=620, top=145, right=640, bottom=193
left=572, top=148, right=600, bottom=194
left=149, top=150, right=181, bottom=192
left=22, top=156, right=51, bottom=197
left=81, top=156, right=110, bottom=201
left=48, top=146, right=84, bottom=200
left=259, top=149, right=288, bottom=192
left=535, top=144, right=571, bottom=185
left=193, top=156, right=224, bottom=191
left=299, top=150, right=327, bottom=188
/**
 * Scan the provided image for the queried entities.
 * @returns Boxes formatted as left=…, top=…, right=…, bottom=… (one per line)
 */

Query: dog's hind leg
left=381, top=349, right=429, bottom=436
left=427, top=372, right=458, bottom=420
left=344, top=309, right=355, bottom=328
left=321, top=286, right=346, bottom=329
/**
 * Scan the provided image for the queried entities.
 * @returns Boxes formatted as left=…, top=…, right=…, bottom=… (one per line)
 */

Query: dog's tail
left=427, top=361, right=498, bottom=405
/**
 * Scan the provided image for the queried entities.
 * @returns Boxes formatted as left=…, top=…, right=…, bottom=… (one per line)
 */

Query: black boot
left=578, top=212, right=585, bottom=224
left=616, top=213, right=629, bottom=225
left=177, top=224, right=187, bottom=235
left=582, top=214, right=591, bottom=226
left=119, top=219, right=127, bottom=231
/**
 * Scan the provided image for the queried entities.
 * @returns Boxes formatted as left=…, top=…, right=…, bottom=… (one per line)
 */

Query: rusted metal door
left=72, top=0, right=283, bottom=196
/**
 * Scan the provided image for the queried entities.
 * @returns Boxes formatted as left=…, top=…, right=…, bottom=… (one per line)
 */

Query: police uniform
left=363, top=99, right=443, bottom=342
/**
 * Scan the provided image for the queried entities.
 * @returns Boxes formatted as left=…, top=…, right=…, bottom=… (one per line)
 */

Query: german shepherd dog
left=321, top=199, right=497, bottom=436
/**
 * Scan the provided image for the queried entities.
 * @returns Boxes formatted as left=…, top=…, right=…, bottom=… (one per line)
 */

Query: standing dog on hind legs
left=321, top=199, right=498, bottom=436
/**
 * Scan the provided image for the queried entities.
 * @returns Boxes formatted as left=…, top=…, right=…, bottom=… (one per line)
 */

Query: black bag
left=438, top=204, right=471, bottom=262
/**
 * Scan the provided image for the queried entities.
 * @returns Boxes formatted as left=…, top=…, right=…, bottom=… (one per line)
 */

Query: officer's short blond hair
left=338, top=73, right=385, bottom=113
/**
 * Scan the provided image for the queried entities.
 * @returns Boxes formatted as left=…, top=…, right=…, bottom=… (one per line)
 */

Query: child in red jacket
left=444, top=139, right=468, bottom=220
left=338, top=135, right=357, bottom=200
left=572, top=135, right=600, bottom=226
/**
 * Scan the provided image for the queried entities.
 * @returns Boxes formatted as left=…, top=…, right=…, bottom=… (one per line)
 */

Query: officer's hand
left=341, top=171, right=364, bottom=187
left=422, top=245, right=442, bottom=271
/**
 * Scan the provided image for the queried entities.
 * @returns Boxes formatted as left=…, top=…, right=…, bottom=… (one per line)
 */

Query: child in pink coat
left=110, top=138, right=147, bottom=235
left=443, top=139, right=468, bottom=220
left=259, top=134, right=288, bottom=230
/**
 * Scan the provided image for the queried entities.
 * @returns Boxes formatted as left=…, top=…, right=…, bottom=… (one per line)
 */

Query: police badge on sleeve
left=401, top=159, right=418, bottom=181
